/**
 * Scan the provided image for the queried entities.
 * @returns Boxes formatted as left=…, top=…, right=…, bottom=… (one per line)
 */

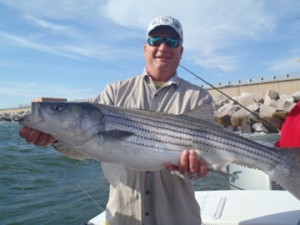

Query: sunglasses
left=147, top=36, right=182, bottom=48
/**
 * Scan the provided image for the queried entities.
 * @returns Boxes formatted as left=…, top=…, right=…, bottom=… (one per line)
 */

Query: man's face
left=144, top=27, right=183, bottom=81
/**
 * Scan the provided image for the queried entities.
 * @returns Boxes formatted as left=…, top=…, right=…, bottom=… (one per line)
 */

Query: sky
left=0, top=0, right=300, bottom=109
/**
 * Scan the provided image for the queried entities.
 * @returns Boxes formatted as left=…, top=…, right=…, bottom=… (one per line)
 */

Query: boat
left=86, top=165, right=300, bottom=225
left=87, top=190, right=300, bottom=225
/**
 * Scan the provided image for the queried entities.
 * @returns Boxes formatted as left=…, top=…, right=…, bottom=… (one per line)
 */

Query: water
left=0, top=122, right=279, bottom=225
left=1, top=122, right=108, bottom=225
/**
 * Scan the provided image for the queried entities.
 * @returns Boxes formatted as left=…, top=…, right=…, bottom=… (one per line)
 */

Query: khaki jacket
left=92, top=70, right=213, bottom=225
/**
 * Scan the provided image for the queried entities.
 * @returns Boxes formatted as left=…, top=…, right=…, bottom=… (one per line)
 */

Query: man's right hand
left=19, top=127, right=56, bottom=146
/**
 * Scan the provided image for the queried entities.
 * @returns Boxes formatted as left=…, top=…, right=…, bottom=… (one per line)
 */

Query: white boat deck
left=88, top=190, right=300, bottom=225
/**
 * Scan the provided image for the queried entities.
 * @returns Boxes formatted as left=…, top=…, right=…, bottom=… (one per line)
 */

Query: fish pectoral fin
left=98, top=130, right=134, bottom=140
left=101, top=162, right=127, bottom=187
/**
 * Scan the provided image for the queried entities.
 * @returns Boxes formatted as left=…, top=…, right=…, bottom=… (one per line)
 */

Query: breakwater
left=0, top=108, right=30, bottom=122
left=214, top=90, right=300, bottom=133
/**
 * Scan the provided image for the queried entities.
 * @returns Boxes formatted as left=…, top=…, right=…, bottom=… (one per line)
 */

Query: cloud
left=0, top=1, right=144, bottom=62
left=24, top=14, right=79, bottom=36
left=0, top=80, right=95, bottom=100
left=101, top=0, right=300, bottom=74
left=1, top=0, right=299, bottom=76
left=101, top=0, right=278, bottom=73
left=0, top=31, right=81, bottom=59
left=269, top=57, right=300, bottom=74
left=0, top=30, right=138, bottom=61
left=192, top=54, right=239, bottom=74
left=0, top=0, right=103, bottom=21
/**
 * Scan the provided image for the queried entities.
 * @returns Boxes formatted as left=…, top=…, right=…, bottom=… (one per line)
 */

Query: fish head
left=19, top=102, right=106, bottom=144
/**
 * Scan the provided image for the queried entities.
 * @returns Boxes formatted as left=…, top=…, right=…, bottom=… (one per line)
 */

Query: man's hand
left=19, top=127, right=56, bottom=146
left=165, top=150, right=209, bottom=179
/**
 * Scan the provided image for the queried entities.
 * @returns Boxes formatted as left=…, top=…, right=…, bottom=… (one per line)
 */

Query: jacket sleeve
left=93, top=84, right=116, bottom=105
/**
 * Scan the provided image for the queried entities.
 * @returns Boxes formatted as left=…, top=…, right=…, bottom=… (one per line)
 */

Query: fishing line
left=179, top=64, right=280, bottom=132
left=138, top=37, right=279, bottom=132
left=78, top=184, right=104, bottom=211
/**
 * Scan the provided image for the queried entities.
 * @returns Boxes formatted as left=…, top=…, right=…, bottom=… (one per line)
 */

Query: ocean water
left=0, top=122, right=279, bottom=225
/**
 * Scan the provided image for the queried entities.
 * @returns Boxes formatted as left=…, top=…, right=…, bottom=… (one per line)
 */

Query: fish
left=19, top=102, right=300, bottom=200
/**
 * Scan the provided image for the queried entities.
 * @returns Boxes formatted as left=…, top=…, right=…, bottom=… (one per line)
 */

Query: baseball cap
left=147, top=16, right=183, bottom=41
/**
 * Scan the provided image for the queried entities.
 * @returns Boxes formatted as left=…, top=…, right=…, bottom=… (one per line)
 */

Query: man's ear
left=180, top=46, right=184, bottom=58
left=144, top=44, right=147, bottom=56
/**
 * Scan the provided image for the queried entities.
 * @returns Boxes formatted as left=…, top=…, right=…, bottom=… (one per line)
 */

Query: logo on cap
left=147, top=16, right=183, bottom=41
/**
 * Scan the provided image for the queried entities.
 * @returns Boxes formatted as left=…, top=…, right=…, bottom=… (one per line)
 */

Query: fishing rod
left=179, top=64, right=280, bottom=132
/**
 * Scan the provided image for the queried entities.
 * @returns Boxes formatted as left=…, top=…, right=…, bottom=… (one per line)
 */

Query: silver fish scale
left=97, top=105, right=280, bottom=171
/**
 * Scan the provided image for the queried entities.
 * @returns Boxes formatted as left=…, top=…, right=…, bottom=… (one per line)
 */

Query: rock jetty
left=214, top=90, right=300, bottom=133
left=1, top=90, right=299, bottom=133
left=0, top=110, right=30, bottom=122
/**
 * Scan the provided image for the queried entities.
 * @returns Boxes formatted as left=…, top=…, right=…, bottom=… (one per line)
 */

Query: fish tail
left=271, top=148, right=300, bottom=200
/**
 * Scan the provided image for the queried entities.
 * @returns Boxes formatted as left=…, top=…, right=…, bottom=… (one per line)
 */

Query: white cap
left=147, top=16, right=183, bottom=40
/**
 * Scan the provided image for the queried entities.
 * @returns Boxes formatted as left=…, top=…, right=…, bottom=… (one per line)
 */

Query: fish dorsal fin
left=185, top=104, right=214, bottom=122
left=98, top=130, right=134, bottom=140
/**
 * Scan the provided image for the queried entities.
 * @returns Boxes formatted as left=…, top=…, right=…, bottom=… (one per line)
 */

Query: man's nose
left=158, top=41, right=169, bottom=50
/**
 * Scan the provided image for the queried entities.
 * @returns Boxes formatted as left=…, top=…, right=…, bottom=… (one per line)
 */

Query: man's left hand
left=165, top=150, right=209, bottom=179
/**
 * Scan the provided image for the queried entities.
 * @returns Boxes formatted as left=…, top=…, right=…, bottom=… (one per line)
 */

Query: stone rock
left=292, top=91, right=300, bottom=101
left=265, top=117, right=282, bottom=133
left=259, top=104, right=277, bottom=118
left=275, top=99, right=295, bottom=112
left=213, top=94, right=230, bottom=110
left=252, top=122, right=268, bottom=133
left=273, top=111, right=288, bottom=120
left=231, top=108, right=251, bottom=127
left=280, top=94, right=295, bottom=103
left=264, top=90, right=279, bottom=106
left=0, top=110, right=30, bottom=122
left=266, top=90, right=280, bottom=100
left=238, top=92, right=264, bottom=107
left=248, top=102, right=260, bottom=112
left=240, top=117, right=253, bottom=133
left=215, top=115, right=232, bottom=128
left=215, top=104, right=240, bottom=118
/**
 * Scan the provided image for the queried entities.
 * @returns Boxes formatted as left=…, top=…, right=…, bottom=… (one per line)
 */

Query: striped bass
left=19, top=102, right=300, bottom=200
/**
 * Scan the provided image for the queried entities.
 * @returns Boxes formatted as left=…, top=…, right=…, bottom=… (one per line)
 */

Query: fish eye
left=50, top=104, right=66, bottom=112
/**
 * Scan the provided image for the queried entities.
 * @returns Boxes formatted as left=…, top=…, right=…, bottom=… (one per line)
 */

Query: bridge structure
left=205, top=73, right=300, bottom=98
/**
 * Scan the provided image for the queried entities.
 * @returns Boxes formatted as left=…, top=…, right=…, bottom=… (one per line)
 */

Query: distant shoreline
left=0, top=107, right=31, bottom=113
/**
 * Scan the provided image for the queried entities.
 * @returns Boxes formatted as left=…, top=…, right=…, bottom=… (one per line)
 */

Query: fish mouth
left=19, top=113, right=43, bottom=127
left=18, top=114, right=29, bottom=125
left=18, top=103, right=44, bottom=127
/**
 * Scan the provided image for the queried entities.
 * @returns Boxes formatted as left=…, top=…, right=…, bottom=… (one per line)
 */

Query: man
left=20, top=16, right=214, bottom=225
